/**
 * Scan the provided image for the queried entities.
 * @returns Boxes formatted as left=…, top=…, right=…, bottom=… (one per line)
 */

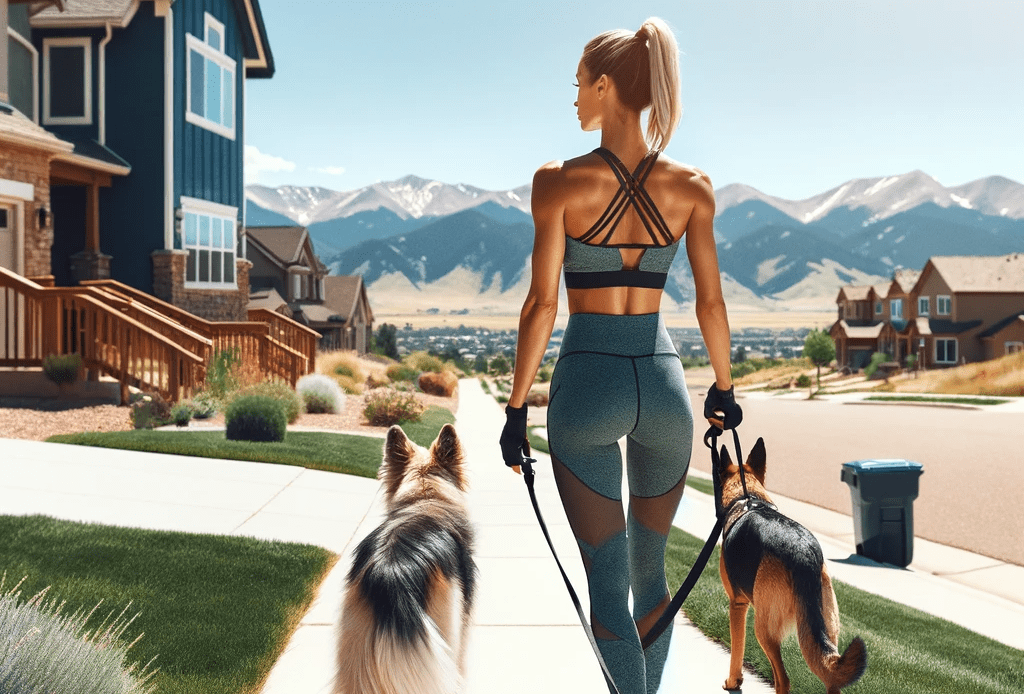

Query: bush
left=230, top=382, right=301, bottom=424
left=406, top=351, right=447, bottom=374
left=385, top=363, right=420, bottom=383
left=0, top=579, right=156, bottom=694
left=188, top=390, right=219, bottom=419
left=170, top=402, right=193, bottom=427
left=225, top=395, right=287, bottom=442
left=526, top=389, right=549, bottom=407
left=536, top=365, right=553, bottom=383
left=365, top=372, right=390, bottom=389
left=363, top=388, right=425, bottom=427
left=417, top=371, right=458, bottom=397
left=864, top=352, right=890, bottom=379
left=795, top=374, right=812, bottom=388
left=296, top=373, right=345, bottom=415
left=42, top=353, right=83, bottom=387
left=206, top=348, right=241, bottom=399
left=128, top=392, right=171, bottom=430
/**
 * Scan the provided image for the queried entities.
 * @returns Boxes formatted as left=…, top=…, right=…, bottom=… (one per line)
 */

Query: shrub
left=128, top=392, right=171, bottom=430
left=170, top=402, right=193, bottom=427
left=225, top=395, right=287, bottom=442
left=296, top=373, right=345, bottom=415
left=864, top=352, right=890, bottom=379
left=230, top=382, right=301, bottom=424
left=526, top=389, right=549, bottom=407
left=206, top=348, right=241, bottom=399
left=386, top=363, right=419, bottom=383
left=320, top=351, right=366, bottom=382
left=42, top=353, right=83, bottom=387
left=536, top=365, right=553, bottom=383
left=0, top=579, right=156, bottom=694
left=418, top=371, right=458, bottom=397
left=363, top=388, right=424, bottom=427
left=795, top=374, right=812, bottom=388
left=189, top=390, right=219, bottom=419
left=489, top=354, right=511, bottom=375
left=406, top=351, right=446, bottom=374
left=366, top=372, right=390, bottom=389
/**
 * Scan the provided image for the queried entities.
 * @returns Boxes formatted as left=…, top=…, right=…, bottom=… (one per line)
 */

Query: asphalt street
left=686, top=387, right=1024, bottom=566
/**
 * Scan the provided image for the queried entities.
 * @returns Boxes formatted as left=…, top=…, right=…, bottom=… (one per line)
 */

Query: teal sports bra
left=563, top=148, right=680, bottom=290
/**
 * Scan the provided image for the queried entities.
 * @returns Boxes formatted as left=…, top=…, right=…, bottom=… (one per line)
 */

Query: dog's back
left=334, top=424, right=477, bottom=694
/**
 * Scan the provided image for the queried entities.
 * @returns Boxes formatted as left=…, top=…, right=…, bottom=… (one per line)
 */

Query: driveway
left=687, top=389, right=1024, bottom=566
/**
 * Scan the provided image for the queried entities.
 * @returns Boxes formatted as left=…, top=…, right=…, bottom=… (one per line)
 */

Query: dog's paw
left=723, top=675, right=743, bottom=691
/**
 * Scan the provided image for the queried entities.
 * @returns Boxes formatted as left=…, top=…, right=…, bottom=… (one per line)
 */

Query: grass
left=0, top=514, right=335, bottom=694
left=45, top=406, right=456, bottom=480
left=665, top=527, right=1024, bottom=693
left=881, top=351, right=1024, bottom=397
left=864, top=395, right=1009, bottom=406
left=684, top=475, right=715, bottom=496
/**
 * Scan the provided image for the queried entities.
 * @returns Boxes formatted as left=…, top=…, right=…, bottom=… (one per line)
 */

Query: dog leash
left=519, top=458, right=624, bottom=694
left=516, top=425, right=746, bottom=683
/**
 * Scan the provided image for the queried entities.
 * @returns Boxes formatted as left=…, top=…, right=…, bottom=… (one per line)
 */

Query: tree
left=473, top=353, right=489, bottom=374
left=734, top=345, right=747, bottom=363
left=489, top=354, right=511, bottom=375
left=802, top=329, right=836, bottom=394
left=372, top=323, right=399, bottom=360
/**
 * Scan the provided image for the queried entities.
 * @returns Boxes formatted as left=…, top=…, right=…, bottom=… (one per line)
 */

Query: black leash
left=516, top=426, right=747, bottom=686
left=519, top=458, right=624, bottom=694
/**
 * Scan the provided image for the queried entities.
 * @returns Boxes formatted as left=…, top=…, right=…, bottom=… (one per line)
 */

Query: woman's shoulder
left=653, top=154, right=715, bottom=207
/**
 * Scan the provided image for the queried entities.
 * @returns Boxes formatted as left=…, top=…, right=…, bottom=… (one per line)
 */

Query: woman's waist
left=560, top=312, right=678, bottom=358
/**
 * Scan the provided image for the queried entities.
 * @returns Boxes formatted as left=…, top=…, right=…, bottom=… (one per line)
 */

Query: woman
left=499, top=17, right=741, bottom=694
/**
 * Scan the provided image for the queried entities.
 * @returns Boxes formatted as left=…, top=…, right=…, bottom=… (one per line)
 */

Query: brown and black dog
left=715, top=437, right=867, bottom=693
left=334, top=424, right=477, bottom=694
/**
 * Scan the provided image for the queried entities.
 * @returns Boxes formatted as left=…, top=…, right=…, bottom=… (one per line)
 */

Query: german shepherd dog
left=334, top=424, right=477, bottom=694
left=714, top=437, right=867, bottom=693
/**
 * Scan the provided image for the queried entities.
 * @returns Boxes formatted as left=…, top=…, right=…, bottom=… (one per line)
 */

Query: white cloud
left=313, top=165, right=347, bottom=176
left=244, top=145, right=296, bottom=184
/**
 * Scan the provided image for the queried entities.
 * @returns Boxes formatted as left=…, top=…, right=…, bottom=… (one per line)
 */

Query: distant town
left=395, top=324, right=813, bottom=364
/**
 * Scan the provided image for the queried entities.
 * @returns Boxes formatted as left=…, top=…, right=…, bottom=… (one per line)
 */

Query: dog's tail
left=797, top=566, right=867, bottom=692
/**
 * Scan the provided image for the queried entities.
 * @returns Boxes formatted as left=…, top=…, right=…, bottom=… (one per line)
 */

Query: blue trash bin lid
left=842, top=459, right=923, bottom=473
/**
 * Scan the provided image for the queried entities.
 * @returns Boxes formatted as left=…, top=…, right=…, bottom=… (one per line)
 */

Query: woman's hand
left=499, top=403, right=530, bottom=474
left=704, top=384, right=742, bottom=432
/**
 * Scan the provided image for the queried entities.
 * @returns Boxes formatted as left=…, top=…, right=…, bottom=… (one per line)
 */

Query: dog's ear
left=430, top=423, right=467, bottom=490
left=718, top=444, right=732, bottom=472
left=746, top=437, right=767, bottom=483
left=380, top=425, right=415, bottom=497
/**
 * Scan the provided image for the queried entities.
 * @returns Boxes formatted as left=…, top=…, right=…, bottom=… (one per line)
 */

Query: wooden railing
left=80, top=279, right=319, bottom=388
left=1, top=268, right=205, bottom=403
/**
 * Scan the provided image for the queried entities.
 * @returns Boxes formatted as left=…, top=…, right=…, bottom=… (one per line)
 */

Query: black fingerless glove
left=499, top=403, right=531, bottom=468
left=704, top=384, right=743, bottom=431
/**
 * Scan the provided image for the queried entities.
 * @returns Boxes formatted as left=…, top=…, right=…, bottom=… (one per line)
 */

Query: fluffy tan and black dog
left=333, top=423, right=477, bottom=694
left=715, top=437, right=867, bottom=694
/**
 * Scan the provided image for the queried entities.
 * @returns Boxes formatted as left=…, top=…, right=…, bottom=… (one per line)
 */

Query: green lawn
left=45, top=406, right=456, bottom=480
left=0, top=514, right=334, bottom=694
left=863, top=395, right=1009, bottom=407
left=665, top=527, right=1024, bottom=693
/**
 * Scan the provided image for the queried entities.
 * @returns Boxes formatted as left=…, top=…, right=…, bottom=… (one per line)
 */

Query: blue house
left=25, top=0, right=274, bottom=320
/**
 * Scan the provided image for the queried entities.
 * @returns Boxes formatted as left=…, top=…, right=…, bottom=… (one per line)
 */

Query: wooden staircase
left=0, top=268, right=319, bottom=404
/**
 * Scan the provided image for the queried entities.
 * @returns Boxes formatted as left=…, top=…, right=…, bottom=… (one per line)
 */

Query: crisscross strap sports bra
left=563, top=147, right=680, bottom=290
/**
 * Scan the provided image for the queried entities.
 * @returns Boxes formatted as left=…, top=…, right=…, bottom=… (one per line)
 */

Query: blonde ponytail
left=581, top=17, right=682, bottom=151
left=638, top=17, right=682, bottom=151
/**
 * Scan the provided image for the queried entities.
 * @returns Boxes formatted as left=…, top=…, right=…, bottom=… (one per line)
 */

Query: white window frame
left=935, top=338, right=957, bottom=364
left=42, top=37, right=92, bottom=125
left=937, top=295, right=952, bottom=316
left=180, top=196, right=238, bottom=289
left=1007, top=342, right=1023, bottom=355
left=185, top=13, right=236, bottom=140
left=890, top=298, right=903, bottom=319
left=918, top=296, right=930, bottom=317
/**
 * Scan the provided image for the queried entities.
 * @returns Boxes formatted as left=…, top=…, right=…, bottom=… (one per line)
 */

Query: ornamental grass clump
left=0, top=577, right=157, bottom=694
left=230, top=382, right=301, bottom=424
left=296, top=373, right=345, bottom=415
left=128, top=392, right=171, bottom=430
left=42, top=353, right=83, bottom=388
left=225, top=395, right=287, bottom=442
left=362, top=388, right=424, bottom=427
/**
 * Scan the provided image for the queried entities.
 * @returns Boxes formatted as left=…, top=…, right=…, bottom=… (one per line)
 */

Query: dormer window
left=186, top=13, right=236, bottom=139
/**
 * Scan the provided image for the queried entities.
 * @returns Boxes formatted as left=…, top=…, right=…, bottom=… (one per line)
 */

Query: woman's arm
left=685, top=171, right=733, bottom=392
left=508, top=162, right=566, bottom=409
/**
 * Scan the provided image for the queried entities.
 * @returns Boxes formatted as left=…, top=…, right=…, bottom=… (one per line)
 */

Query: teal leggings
left=547, top=313, right=693, bottom=694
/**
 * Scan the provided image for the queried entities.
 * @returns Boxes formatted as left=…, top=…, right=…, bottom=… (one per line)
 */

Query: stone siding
left=152, top=251, right=252, bottom=321
left=0, top=143, right=54, bottom=276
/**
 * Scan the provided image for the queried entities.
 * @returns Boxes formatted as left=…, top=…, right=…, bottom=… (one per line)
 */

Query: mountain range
left=246, top=171, right=1024, bottom=312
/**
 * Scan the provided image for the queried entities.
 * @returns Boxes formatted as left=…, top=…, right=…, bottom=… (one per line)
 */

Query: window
left=43, top=37, right=91, bottom=125
left=937, top=295, right=951, bottom=315
left=181, top=197, right=237, bottom=288
left=875, top=301, right=882, bottom=315
left=918, top=296, right=930, bottom=316
left=1008, top=342, right=1023, bottom=355
left=890, top=299, right=903, bottom=319
left=935, top=338, right=957, bottom=364
left=186, top=13, right=236, bottom=139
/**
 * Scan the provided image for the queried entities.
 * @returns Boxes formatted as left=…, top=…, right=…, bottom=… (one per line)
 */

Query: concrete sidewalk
left=0, top=377, right=1021, bottom=694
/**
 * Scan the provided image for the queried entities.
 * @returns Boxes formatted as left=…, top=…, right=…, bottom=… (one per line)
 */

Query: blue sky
left=244, top=1, right=1024, bottom=201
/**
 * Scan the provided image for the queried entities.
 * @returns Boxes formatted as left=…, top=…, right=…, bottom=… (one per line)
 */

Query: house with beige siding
left=831, top=254, right=1024, bottom=370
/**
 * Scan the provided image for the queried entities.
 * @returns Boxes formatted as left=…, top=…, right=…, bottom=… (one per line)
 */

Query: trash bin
left=840, top=459, right=924, bottom=567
